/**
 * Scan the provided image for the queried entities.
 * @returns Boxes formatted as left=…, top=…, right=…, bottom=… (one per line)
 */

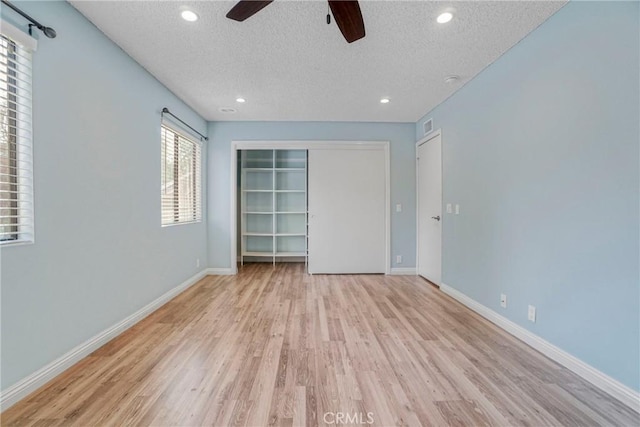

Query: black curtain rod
left=1, top=0, right=56, bottom=39
left=162, top=108, right=209, bottom=141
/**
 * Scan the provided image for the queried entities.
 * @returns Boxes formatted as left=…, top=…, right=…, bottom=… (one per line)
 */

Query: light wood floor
left=2, top=263, right=638, bottom=426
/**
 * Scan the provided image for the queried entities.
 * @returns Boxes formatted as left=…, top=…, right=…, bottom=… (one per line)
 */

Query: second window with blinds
left=160, top=124, right=202, bottom=226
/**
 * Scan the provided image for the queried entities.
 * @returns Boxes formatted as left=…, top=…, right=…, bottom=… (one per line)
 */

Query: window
left=0, top=29, right=34, bottom=245
left=161, top=124, right=202, bottom=225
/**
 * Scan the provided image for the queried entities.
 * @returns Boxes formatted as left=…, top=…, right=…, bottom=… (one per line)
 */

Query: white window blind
left=0, top=28, right=34, bottom=245
left=161, top=124, right=202, bottom=226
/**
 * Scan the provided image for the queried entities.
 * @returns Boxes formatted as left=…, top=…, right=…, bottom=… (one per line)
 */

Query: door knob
left=431, top=216, right=440, bottom=221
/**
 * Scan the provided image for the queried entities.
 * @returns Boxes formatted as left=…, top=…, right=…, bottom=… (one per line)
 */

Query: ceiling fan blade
left=226, top=0, right=274, bottom=22
left=328, top=0, right=365, bottom=43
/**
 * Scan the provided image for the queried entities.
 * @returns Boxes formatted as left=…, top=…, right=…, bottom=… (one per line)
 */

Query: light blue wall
left=416, top=1, right=639, bottom=390
left=207, top=121, right=416, bottom=270
left=0, top=1, right=208, bottom=390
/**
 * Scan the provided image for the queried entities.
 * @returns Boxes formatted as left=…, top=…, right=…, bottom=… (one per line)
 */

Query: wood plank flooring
left=2, top=263, right=638, bottom=426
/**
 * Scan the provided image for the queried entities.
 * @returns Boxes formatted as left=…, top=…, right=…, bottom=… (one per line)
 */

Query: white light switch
left=455, top=204, right=460, bottom=215
left=396, top=204, right=402, bottom=212
left=446, top=203, right=452, bottom=214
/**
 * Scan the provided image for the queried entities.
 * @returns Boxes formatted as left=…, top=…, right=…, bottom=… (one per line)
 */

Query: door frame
left=415, top=129, right=443, bottom=285
left=230, top=140, right=391, bottom=275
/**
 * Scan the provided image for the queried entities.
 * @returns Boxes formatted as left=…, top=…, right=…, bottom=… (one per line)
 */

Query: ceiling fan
left=226, top=0, right=366, bottom=43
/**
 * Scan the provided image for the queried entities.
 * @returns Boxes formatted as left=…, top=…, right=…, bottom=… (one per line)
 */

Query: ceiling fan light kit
left=226, top=0, right=366, bottom=43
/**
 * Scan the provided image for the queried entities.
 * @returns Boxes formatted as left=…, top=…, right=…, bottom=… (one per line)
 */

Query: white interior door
left=308, top=148, right=386, bottom=274
left=417, top=133, right=442, bottom=284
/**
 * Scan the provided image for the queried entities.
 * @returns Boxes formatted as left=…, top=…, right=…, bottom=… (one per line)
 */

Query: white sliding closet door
left=308, top=148, right=386, bottom=274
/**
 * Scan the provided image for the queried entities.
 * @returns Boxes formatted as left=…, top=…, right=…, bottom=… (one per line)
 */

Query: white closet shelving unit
left=240, top=149, right=308, bottom=266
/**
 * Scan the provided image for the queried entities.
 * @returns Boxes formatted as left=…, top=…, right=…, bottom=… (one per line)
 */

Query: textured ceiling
left=70, top=1, right=566, bottom=122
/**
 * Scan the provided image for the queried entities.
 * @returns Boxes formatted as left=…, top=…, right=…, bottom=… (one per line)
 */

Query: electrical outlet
left=455, top=204, right=460, bottom=215
left=446, top=203, right=452, bottom=214
left=396, top=255, right=402, bottom=264
left=500, top=294, right=507, bottom=308
left=396, top=204, right=402, bottom=212
left=528, top=305, right=536, bottom=322
left=196, top=258, right=200, bottom=268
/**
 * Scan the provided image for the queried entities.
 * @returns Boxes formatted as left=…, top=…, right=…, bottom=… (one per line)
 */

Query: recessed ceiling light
left=437, top=12, right=453, bottom=24
left=219, top=107, right=236, bottom=113
left=181, top=10, right=198, bottom=22
left=236, top=98, right=246, bottom=103
left=380, top=98, right=390, bottom=104
left=444, top=75, right=460, bottom=84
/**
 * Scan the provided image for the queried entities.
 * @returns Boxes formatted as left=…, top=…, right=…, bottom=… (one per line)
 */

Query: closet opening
left=230, top=141, right=391, bottom=275
left=237, top=149, right=308, bottom=267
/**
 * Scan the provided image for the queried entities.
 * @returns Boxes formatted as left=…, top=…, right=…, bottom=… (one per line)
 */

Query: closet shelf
left=241, top=149, right=308, bottom=267
left=243, top=251, right=275, bottom=257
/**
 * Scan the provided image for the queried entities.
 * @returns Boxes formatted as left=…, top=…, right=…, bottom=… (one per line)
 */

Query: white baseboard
left=440, top=283, right=640, bottom=413
left=0, top=269, right=208, bottom=412
left=389, top=267, right=417, bottom=275
left=206, top=267, right=236, bottom=275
